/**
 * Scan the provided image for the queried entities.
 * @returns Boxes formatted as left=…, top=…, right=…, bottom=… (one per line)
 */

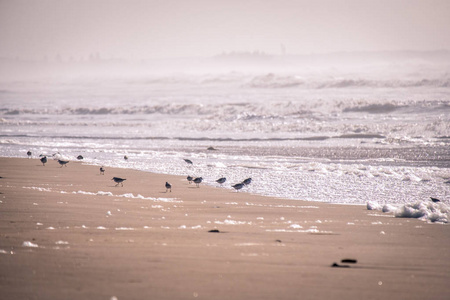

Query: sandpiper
left=165, top=182, right=172, bottom=192
left=216, top=177, right=226, bottom=185
left=184, top=159, right=193, bottom=165
left=100, top=166, right=105, bottom=175
left=27, top=151, right=32, bottom=158
left=242, top=178, right=252, bottom=185
left=187, top=175, right=193, bottom=184
left=112, top=177, right=126, bottom=187
left=77, top=155, right=84, bottom=160
left=430, top=197, right=441, bottom=203
left=40, top=156, right=47, bottom=166
left=124, top=155, right=128, bottom=161
left=193, top=177, right=203, bottom=187
left=232, top=183, right=244, bottom=191
left=58, top=160, right=69, bottom=167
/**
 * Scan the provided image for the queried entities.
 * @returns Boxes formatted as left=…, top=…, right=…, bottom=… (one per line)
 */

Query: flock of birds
left=183, top=158, right=252, bottom=192
left=27, top=151, right=254, bottom=193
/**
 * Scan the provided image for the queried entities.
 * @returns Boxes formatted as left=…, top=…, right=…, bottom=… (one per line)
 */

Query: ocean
left=1, top=54, right=449, bottom=221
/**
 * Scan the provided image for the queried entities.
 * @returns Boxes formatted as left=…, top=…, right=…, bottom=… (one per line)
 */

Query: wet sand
left=0, top=157, right=449, bottom=300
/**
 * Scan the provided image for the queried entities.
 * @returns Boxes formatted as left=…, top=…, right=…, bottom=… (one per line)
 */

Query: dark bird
left=216, top=177, right=226, bottom=185
left=27, top=151, right=32, bottom=158
left=165, top=182, right=172, bottom=192
left=430, top=197, right=441, bottom=203
left=184, top=159, right=193, bottom=165
left=193, top=177, right=203, bottom=187
left=112, top=177, right=126, bottom=187
left=187, top=175, right=193, bottom=184
left=77, top=155, right=84, bottom=160
left=100, top=166, right=105, bottom=175
left=58, top=160, right=69, bottom=167
left=124, top=155, right=128, bottom=160
left=242, top=178, right=252, bottom=185
left=232, top=183, right=244, bottom=191
left=40, top=156, right=47, bottom=166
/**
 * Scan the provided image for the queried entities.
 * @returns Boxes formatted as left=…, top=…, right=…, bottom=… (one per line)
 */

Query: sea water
left=1, top=57, right=449, bottom=221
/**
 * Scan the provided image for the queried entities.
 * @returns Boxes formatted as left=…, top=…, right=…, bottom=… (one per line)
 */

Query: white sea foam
left=72, top=190, right=181, bottom=203
left=23, top=186, right=52, bottom=192
left=214, top=219, right=249, bottom=225
left=367, top=200, right=449, bottom=223
left=22, top=241, right=38, bottom=247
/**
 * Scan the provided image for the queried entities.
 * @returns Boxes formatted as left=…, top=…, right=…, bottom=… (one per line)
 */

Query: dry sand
left=0, top=157, right=449, bottom=300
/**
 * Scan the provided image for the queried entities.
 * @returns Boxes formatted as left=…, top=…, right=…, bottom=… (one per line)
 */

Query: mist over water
left=1, top=52, right=449, bottom=207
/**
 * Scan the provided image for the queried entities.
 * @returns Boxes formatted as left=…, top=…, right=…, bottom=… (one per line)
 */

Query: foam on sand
left=367, top=200, right=449, bottom=223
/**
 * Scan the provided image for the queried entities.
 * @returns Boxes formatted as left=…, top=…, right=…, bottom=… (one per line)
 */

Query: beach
left=0, top=157, right=449, bottom=300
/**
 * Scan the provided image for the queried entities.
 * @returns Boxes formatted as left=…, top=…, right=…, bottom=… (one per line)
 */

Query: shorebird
left=100, top=166, right=105, bottom=175
left=232, top=183, right=244, bottom=192
left=184, top=159, right=193, bottom=165
left=27, top=151, right=32, bottom=158
left=40, top=156, right=47, bottom=166
left=242, top=178, right=252, bottom=185
left=112, top=177, right=126, bottom=187
left=430, top=197, right=441, bottom=203
left=193, top=177, right=203, bottom=187
left=187, top=175, right=193, bottom=184
left=77, top=155, right=84, bottom=160
left=124, top=155, right=128, bottom=161
left=165, top=182, right=172, bottom=192
left=216, top=177, right=226, bottom=185
left=58, top=160, right=69, bottom=167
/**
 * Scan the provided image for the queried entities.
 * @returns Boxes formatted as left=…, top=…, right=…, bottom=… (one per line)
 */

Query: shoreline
left=1, top=157, right=449, bottom=299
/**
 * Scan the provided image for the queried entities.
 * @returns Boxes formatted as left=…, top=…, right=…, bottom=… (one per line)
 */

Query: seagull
left=242, top=178, right=252, bottom=185
left=187, top=175, right=193, bottom=184
left=193, top=177, right=203, bottom=187
left=184, top=159, right=193, bottom=165
left=430, top=197, right=441, bottom=203
left=77, top=155, right=84, bottom=160
left=40, top=156, right=47, bottom=166
left=216, top=177, right=226, bottom=185
left=112, top=177, right=126, bottom=187
left=27, top=151, right=32, bottom=158
left=58, top=160, right=69, bottom=167
left=165, top=182, right=172, bottom=192
left=100, top=166, right=105, bottom=175
left=232, top=183, right=244, bottom=192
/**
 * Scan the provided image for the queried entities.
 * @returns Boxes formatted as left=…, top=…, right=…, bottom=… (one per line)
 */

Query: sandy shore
left=0, top=157, right=449, bottom=300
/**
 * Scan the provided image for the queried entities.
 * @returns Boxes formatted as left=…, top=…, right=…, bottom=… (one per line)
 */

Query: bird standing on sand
left=27, top=151, right=32, bottom=158
left=112, top=177, right=126, bottom=187
left=77, top=155, right=84, bottom=160
left=232, top=183, right=244, bottom=192
left=58, top=160, right=69, bottom=167
left=100, top=166, right=105, bottom=175
left=243, top=178, right=252, bottom=185
left=193, top=177, right=203, bottom=187
left=430, top=197, right=441, bottom=203
left=216, top=177, right=226, bottom=185
left=40, top=156, right=47, bottom=166
left=184, top=159, right=193, bottom=165
left=165, top=182, right=172, bottom=192
left=187, top=175, right=193, bottom=184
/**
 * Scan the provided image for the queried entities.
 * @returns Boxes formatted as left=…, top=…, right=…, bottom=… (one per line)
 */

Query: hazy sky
left=1, top=0, right=449, bottom=60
